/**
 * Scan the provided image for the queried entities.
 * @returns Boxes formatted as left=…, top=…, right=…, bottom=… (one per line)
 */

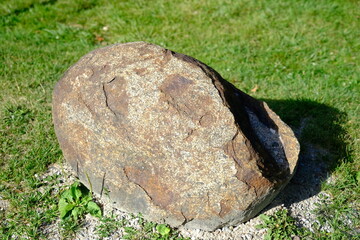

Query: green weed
left=58, top=181, right=102, bottom=237
left=58, top=181, right=101, bottom=220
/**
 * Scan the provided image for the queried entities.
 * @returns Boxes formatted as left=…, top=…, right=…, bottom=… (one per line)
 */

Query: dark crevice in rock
left=76, top=161, right=80, bottom=176
left=170, top=50, right=289, bottom=182
left=100, top=172, right=106, bottom=197
left=102, top=82, right=118, bottom=117
left=183, top=128, right=197, bottom=141
left=107, top=77, right=116, bottom=84
left=198, top=113, right=209, bottom=126
left=198, top=115, right=205, bottom=124
left=180, top=209, right=194, bottom=225
left=123, top=168, right=154, bottom=202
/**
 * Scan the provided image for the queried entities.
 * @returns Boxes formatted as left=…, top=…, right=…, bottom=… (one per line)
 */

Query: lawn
left=0, top=0, right=359, bottom=239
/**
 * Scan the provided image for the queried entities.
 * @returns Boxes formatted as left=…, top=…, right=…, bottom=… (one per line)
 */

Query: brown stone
left=52, top=42, right=299, bottom=231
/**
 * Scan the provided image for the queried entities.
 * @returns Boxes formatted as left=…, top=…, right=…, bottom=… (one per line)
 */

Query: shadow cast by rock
left=260, top=99, right=348, bottom=208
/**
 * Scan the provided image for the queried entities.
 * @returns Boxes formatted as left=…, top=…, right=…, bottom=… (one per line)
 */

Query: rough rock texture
left=52, top=42, right=299, bottom=231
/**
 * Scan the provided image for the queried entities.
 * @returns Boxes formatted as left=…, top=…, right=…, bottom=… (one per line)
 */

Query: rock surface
left=52, top=42, right=299, bottom=231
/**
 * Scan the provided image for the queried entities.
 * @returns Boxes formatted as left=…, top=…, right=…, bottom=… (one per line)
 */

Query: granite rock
left=52, top=42, right=299, bottom=231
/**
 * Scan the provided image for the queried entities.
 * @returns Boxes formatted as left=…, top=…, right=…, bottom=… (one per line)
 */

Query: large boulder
left=53, top=42, right=299, bottom=231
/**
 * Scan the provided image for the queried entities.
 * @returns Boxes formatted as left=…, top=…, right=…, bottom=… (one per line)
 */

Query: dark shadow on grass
left=260, top=98, right=348, bottom=207
left=2, top=0, right=57, bottom=17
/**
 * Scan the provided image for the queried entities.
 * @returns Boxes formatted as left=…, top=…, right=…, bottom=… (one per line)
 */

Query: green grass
left=256, top=209, right=308, bottom=240
left=0, top=0, right=359, bottom=239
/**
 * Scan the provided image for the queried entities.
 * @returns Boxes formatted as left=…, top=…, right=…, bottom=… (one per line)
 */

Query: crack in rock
left=102, top=82, right=118, bottom=117
left=123, top=168, right=153, bottom=202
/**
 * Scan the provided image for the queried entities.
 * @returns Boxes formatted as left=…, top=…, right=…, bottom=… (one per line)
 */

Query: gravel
left=37, top=120, right=333, bottom=239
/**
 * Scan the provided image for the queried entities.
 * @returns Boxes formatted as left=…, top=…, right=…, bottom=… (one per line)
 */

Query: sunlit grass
left=0, top=0, right=359, bottom=238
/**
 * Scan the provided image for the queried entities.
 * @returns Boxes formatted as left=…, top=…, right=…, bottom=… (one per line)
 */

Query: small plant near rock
left=59, top=181, right=102, bottom=220
left=156, top=224, right=171, bottom=237
left=59, top=181, right=101, bottom=236
left=256, top=209, right=305, bottom=240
